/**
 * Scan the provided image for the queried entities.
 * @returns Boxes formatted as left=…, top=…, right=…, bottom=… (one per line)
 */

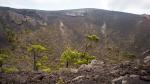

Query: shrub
left=0, top=54, right=8, bottom=72
left=60, top=48, right=81, bottom=68
left=2, top=66, right=18, bottom=73
left=122, top=52, right=136, bottom=60
left=60, top=48, right=96, bottom=68
left=39, top=65, right=51, bottom=73
left=36, top=56, right=51, bottom=73
left=86, top=34, right=99, bottom=42
left=56, top=77, right=65, bottom=84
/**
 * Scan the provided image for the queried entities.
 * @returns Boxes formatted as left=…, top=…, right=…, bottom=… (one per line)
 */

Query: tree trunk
left=83, top=42, right=91, bottom=58
left=0, top=63, right=2, bottom=73
left=33, top=51, right=38, bottom=71
left=66, top=61, right=69, bottom=68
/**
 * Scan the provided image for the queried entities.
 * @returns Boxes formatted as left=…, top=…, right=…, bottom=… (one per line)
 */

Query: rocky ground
left=1, top=56, right=150, bottom=84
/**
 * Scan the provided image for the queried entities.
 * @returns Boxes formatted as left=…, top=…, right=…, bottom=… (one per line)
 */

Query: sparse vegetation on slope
left=0, top=7, right=150, bottom=84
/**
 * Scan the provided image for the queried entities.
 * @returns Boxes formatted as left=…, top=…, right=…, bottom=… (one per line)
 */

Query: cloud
left=108, top=0, right=150, bottom=14
left=0, top=0, right=110, bottom=10
left=0, top=0, right=149, bottom=14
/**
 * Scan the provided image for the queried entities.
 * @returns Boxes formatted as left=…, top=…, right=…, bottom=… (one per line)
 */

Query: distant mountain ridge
left=0, top=6, right=150, bottom=57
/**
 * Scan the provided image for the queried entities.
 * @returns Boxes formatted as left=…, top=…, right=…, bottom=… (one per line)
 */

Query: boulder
left=78, top=64, right=93, bottom=72
left=112, top=75, right=128, bottom=84
left=140, top=76, right=150, bottom=81
left=144, top=56, right=150, bottom=64
left=112, top=74, right=150, bottom=84
left=90, top=60, right=104, bottom=66
left=72, top=75, right=85, bottom=81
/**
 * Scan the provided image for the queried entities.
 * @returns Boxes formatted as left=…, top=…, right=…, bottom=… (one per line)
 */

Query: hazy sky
left=0, top=0, right=150, bottom=14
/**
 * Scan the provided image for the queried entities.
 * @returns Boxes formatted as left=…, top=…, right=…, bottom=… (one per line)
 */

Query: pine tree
left=28, top=44, right=46, bottom=71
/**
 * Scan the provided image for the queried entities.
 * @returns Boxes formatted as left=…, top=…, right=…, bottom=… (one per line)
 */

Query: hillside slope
left=0, top=7, right=150, bottom=64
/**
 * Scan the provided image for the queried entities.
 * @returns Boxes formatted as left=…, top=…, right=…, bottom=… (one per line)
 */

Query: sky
left=0, top=0, right=150, bottom=14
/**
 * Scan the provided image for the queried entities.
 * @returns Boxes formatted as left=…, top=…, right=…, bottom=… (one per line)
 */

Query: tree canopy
left=28, top=44, right=46, bottom=52
left=86, top=34, right=99, bottom=42
left=60, top=48, right=95, bottom=68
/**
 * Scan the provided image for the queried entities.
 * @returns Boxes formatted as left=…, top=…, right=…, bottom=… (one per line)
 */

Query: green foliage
left=56, top=77, right=65, bottom=84
left=40, top=66, right=51, bottom=73
left=36, top=56, right=51, bottom=73
left=36, top=56, right=49, bottom=68
left=5, top=28, right=15, bottom=42
left=0, top=54, right=8, bottom=65
left=4, top=28, right=19, bottom=44
left=28, top=44, right=47, bottom=71
left=0, top=49, right=10, bottom=72
left=4, top=28, right=20, bottom=50
left=28, top=44, right=46, bottom=52
left=75, top=59, right=87, bottom=65
left=60, top=48, right=81, bottom=67
left=86, top=34, right=99, bottom=42
left=60, top=35, right=99, bottom=68
left=2, top=66, right=18, bottom=73
left=122, top=52, right=136, bottom=60
left=60, top=48, right=80, bottom=63
left=60, top=48, right=96, bottom=67
left=0, top=49, right=10, bottom=55
left=84, top=34, right=99, bottom=55
left=74, top=53, right=96, bottom=65
left=0, top=54, right=9, bottom=72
